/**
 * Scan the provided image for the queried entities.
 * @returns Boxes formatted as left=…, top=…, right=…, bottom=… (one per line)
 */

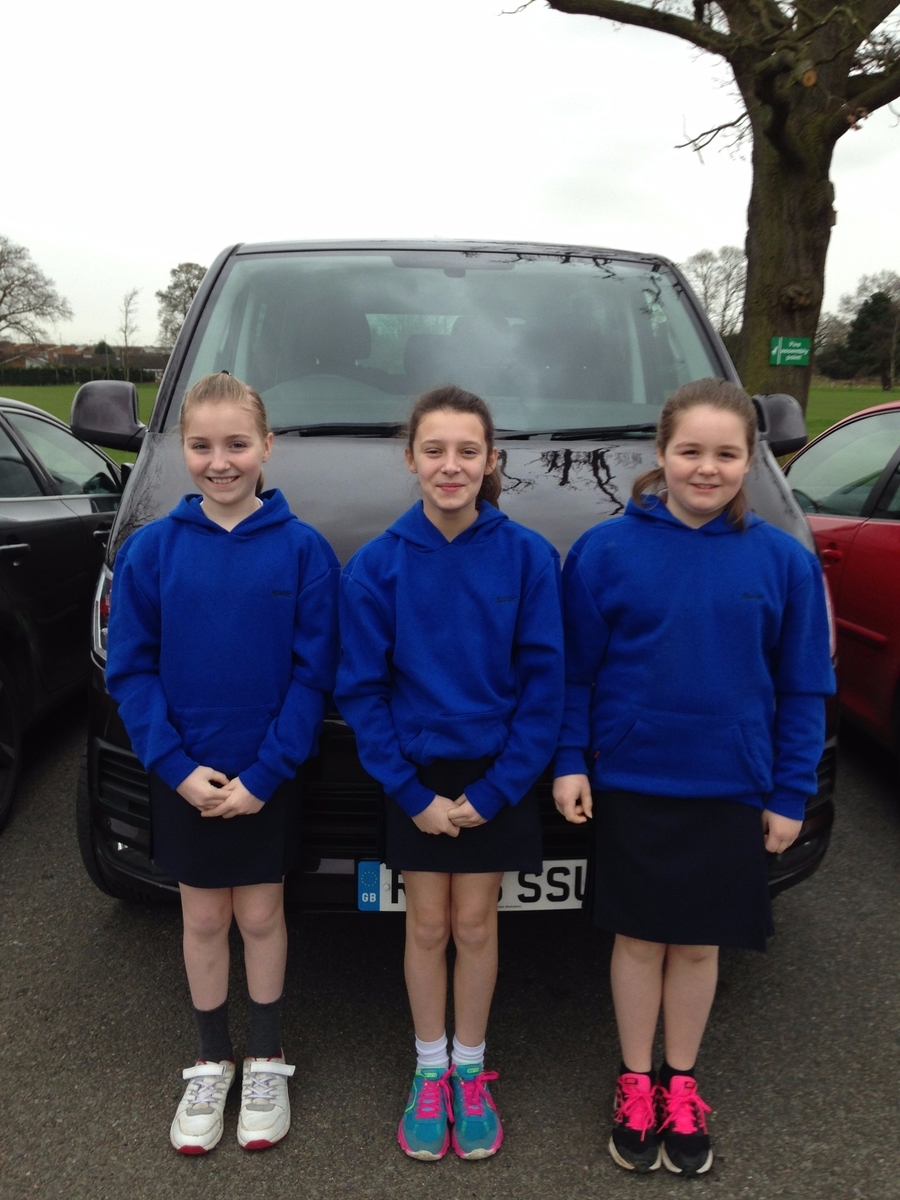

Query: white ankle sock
left=415, top=1033, right=449, bottom=1069
left=451, top=1036, right=485, bottom=1067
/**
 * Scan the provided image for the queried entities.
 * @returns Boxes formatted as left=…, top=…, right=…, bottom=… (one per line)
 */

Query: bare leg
left=232, top=882, right=287, bottom=1003
left=610, top=934, right=667, bottom=1073
left=402, top=872, right=451, bottom=1041
left=449, top=872, right=502, bottom=1047
left=180, top=884, right=234, bottom=1010
left=662, top=944, right=718, bottom=1071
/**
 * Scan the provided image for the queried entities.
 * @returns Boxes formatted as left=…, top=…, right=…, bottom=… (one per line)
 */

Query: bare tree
left=156, top=262, right=207, bottom=347
left=681, top=245, right=746, bottom=337
left=0, top=235, right=72, bottom=361
left=539, top=1, right=900, bottom=410
left=119, top=288, right=140, bottom=382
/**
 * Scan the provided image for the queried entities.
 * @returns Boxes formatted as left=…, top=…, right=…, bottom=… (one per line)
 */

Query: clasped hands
left=412, top=793, right=486, bottom=836
left=176, top=766, right=264, bottom=819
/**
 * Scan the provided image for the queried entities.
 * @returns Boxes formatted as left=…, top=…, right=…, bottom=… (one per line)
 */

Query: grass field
left=0, top=381, right=894, bottom=460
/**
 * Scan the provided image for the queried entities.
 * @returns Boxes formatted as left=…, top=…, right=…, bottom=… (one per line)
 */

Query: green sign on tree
left=770, top=337, right=810, bottom=366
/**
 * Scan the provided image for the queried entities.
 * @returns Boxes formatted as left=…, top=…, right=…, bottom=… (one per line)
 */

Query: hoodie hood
left=626, top=493, right=763, bottom=535
left=386, top=500, right=509, bottom=550
left=169, top=488, right=296, bottom=536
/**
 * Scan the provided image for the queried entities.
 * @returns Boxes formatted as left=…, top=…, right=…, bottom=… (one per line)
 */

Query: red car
left=784, top=402, right=900, bottom=754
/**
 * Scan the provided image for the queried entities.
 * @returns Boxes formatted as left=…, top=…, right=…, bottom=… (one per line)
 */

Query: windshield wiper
left=273, top=422, right=405, bottom=437
left=495, top=423, right=658, bottom=441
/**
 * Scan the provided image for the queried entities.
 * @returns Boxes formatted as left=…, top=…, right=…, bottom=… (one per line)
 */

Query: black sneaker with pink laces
left=656, top=1073, right=713, bottom=1176
left=608, top=1070, right=661, bottom=1172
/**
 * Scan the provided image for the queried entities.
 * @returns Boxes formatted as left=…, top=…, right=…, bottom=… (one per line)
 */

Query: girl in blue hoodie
left=335, top=385, right=564, bottom=1163
left=106, top=373, right=339, bottom=1155
left=553, top=378, right=834, bottom=1178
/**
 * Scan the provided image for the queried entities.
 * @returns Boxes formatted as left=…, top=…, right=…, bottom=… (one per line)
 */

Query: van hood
left=108, top=432, right=811, bottom=563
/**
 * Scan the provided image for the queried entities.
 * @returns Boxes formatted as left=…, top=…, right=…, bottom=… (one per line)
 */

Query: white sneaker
left=237, top=1055, right=296, bottom=1150
left=170, top=1060, right=236, bottom=1154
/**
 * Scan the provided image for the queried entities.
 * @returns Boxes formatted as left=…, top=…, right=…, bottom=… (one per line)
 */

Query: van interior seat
left=281, top=308, right=404, bottom=394
left=513, top=318, right=606, bottom=399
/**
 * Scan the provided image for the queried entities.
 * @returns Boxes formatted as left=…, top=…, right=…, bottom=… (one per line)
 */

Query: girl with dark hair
left=106, top=373, right=340, bottom=1154
left=553, top=378, right=834, bottom=1177
left=335, top=385, right=564, bottom=1162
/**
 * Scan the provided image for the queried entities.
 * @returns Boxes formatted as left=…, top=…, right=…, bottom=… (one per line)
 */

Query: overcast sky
left=5, top=0, right=899, bottom=344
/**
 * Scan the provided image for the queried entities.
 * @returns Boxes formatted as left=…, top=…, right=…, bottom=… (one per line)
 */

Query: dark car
left=0, top=397, right=121, bottom=829
left=70, top=239, right=836, bottom=909
left=784, top=401, right=900, bottom=758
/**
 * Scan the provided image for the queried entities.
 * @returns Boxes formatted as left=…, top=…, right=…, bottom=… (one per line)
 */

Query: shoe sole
left=451, top=1130, right=504, bottom=1160
left=171, top=1125, right=224, bottom=1154
left=238, top=1120, right=290, bottom=1151
left=661, top=1145, right=713, bottom=1175
left=608, top=1136, right=661, bottom=1173
left=397, top=1130, right=450, bottom=1160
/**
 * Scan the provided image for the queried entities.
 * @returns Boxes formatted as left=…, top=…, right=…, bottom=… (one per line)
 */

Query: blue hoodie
left=334, top=501, right=565, bottom=821
left=554, top=497, right=836, bottom=821
left=106, top=489, right=340, bottom=802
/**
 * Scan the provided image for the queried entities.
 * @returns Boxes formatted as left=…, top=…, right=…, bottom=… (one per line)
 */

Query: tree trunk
left=735, top=116, right=837, bottom=413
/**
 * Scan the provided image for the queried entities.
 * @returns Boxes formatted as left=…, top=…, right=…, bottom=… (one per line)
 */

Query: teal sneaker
left=450, top=1064, right=503, bottom=1159
left=397, top=1067, right=452, bottom=1160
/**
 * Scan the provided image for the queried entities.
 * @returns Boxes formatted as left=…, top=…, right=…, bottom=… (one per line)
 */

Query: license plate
left=357, top=860, right=587, bottom=912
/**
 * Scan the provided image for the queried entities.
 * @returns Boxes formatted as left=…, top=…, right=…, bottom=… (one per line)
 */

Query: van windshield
left=175, top=249, right=720, bottom=434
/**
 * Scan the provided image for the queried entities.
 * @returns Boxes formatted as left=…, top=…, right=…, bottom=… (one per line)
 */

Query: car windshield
left=174, top=249, right=720, bottom=434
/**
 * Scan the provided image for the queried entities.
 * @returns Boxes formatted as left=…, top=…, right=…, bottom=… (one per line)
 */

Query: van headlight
left=92, top=565, right=112, bottom=662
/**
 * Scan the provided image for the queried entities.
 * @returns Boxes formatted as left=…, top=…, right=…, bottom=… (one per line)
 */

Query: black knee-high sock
left=246, top=995, right=284, bottom=1058
left=193, top=999, right=234, bottom=1062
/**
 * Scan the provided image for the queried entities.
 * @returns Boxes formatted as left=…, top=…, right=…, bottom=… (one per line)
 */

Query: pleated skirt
left=588, top=789, right=774, bottom=952
left=384, top=756, right=543, bottom=874
left=149, top=773, right=300, bottom=889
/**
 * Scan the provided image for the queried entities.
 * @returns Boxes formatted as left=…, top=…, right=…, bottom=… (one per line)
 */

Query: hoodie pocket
left=596, top=705, right=772, bottom=794
left=172, top=704, right=275, bottom=774
left=403, top=706, right=513, bottom=765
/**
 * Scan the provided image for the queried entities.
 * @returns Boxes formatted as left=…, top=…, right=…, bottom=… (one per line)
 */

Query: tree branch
left=544, top=0, right=733, bottom=55
left=843, top=57, right=900, bottom=112
left=675, top=112, right=751, bottom=153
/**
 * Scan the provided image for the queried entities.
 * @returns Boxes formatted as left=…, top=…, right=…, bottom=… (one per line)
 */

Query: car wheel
left=75, top=750, right=170, bottom=903
left=0, top=659, right=23, bottom=832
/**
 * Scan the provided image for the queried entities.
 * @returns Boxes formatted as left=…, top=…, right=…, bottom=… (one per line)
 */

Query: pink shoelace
left=658, top=1078, right=712, bottom=1136
left=457, top=1069, right=498, bottom=1117
left=615, top=1074, right=656, bottom=1141
left=414, top=1070, right=453, bottom=1121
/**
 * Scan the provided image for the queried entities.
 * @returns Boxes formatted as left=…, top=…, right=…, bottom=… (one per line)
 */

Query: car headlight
left=92, top=564, right=112, bottom=662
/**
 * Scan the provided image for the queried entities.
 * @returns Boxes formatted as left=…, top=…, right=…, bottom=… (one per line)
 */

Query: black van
left=71, top=240, right=836, bottom=909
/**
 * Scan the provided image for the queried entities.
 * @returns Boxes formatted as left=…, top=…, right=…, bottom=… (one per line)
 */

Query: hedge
left=0, top=367, right=159, bottom=386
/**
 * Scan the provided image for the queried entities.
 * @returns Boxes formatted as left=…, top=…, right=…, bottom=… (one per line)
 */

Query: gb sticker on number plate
left=357, top=860, right=587, bottom=912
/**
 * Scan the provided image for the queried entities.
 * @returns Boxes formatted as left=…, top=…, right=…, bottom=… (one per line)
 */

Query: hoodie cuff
left=239, top=762, right=283, bottom=804
left=154, top=748, right=200, bottom=794
left=464, top=778, right=506, bottom=823
left=765, top=788, right=809, bottom=822
left=554, top=748, right=590, bottom=779
left=393, top=776, right=437, bottom=819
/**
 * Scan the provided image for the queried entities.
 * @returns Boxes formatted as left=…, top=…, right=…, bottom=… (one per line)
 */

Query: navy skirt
left=384, top=757, right=543, bottom=874
left=149, top=773, right=301, bottom=889
left=589, top=790, right=774, bottom=952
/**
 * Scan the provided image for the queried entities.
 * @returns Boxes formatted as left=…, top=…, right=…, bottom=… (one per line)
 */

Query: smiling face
left=182, top=399, right=273, bottom=529
left=405, top=408, right=499, bottom=538
left=657, top=403, right=752, bottom=528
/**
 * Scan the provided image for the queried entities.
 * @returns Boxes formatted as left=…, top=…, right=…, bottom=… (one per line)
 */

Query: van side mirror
left=752, top=393, right=807, bottom=457
left=71, top=381, right=147, bottom=452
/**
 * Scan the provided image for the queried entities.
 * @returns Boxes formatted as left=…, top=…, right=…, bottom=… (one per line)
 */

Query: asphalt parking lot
left=1, top=701, right=898, bottom=1200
